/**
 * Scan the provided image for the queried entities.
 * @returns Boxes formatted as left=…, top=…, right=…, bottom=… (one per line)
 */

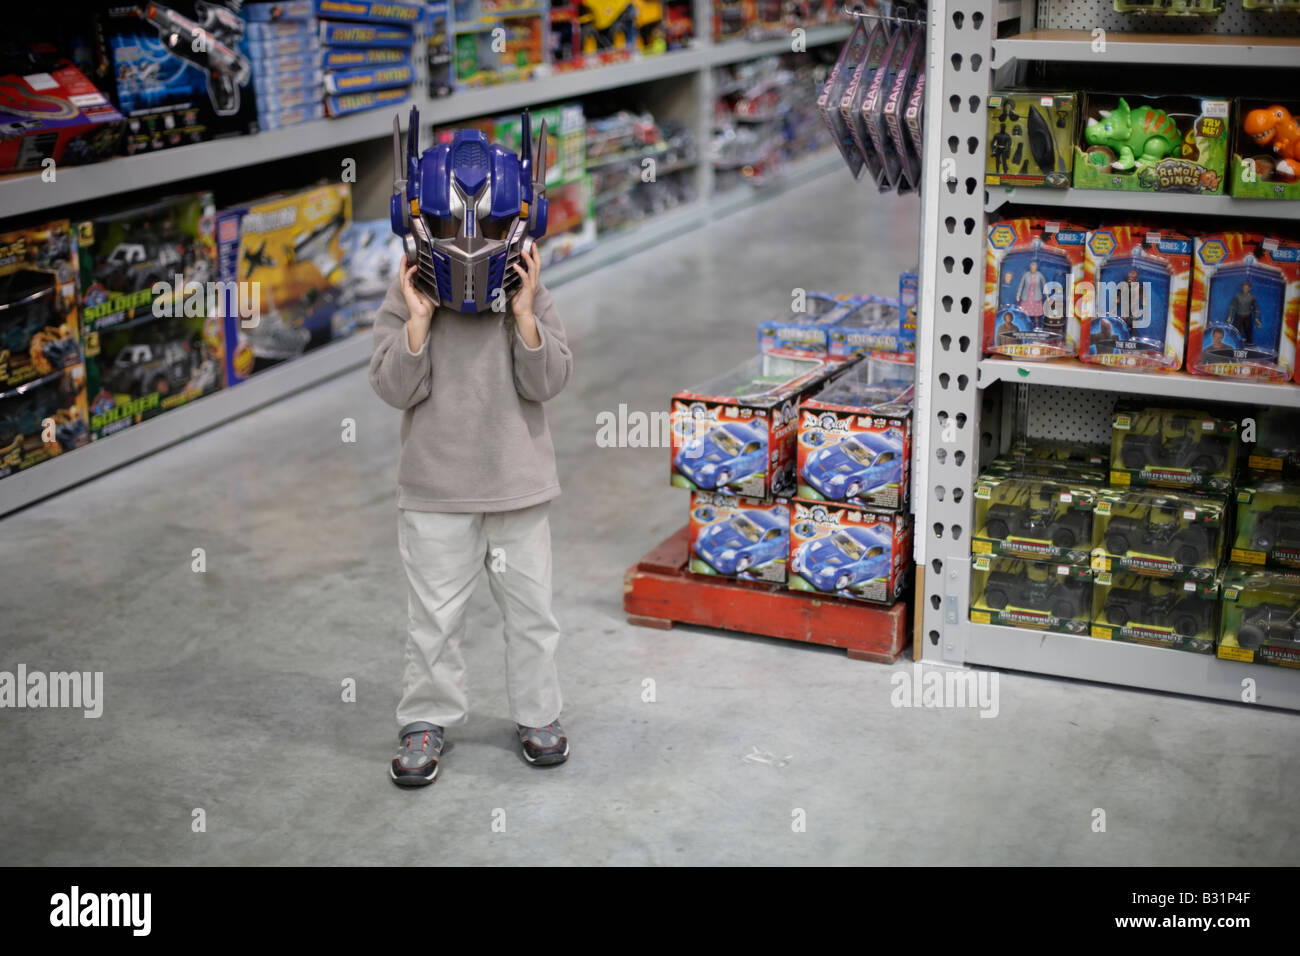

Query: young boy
left=369, top=243, right=573, bottom=786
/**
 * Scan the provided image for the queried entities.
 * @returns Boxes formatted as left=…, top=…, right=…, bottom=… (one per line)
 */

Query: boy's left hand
left=511, top=243, right=542, bottom=348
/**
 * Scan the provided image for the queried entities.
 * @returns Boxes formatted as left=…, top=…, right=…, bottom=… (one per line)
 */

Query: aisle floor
left=2, top=173, right=1297, bottom=866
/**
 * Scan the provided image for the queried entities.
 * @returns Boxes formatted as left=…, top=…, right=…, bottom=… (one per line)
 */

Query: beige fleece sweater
left=368, top=277, right=573, bottom=512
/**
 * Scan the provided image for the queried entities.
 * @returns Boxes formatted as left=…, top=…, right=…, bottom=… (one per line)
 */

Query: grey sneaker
left=517, top=720, right=569, bottom=766
left=390, top=721, right=444, bottom=787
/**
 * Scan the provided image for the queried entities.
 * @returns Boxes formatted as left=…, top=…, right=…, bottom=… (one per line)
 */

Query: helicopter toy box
left=670, top=352, right=853, bottom=499
left=1091, top=487, right=1226, bottom=582
left=1228, top=100, right=1300, bottom=202
left=795, top=373, right=912, bottom=512
left=984, top=218, right=1087, bottom=360
left=972, top=475, right=1096, bottom=565
left=1187, top=231, right=1300, bottom=382
left=1231, top=480, right=1300, bottom=569
left=216, top=183, right=352, bottom=385
left=0, top=366, right=90, bottom=479
left=0, top=220, right=83, bottom=392
left=985, top=90, right=1078, bottom=188
left=969, top=555, right=1091, bottom=634
left=1217, top=566, right=1300, bottom=668
left=757, top=291, right=866, bottom=357
left=1090, top=570, right=1218, bottom=655
left=1080, top=224, right=1192, bottom=371
left=1072, top=93, right=1229, bottom=196
left=688, top=491, right=789, bottom=584
left=787, top=501, right=910, bottom=604
left=1110, top=404, right=1238, bottom=492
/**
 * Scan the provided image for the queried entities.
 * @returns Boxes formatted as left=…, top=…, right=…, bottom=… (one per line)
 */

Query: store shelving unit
left=916, top=0, right=1300, bottom=711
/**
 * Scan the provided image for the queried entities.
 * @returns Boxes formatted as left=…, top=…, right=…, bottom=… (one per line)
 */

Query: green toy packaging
left=972, top=475, right=1095, bottom=565
left=1110, top=403, right=1238, bottom=492
left=1091, top=569, right=1218, bottom=654
left=1091, top=487, right=1227, bottom=582
left=1218, top=565, right=1300, bottom=668
left=969, top=555, right=1092, bottom=634
left=1231, top=480, right=1300, bottom=569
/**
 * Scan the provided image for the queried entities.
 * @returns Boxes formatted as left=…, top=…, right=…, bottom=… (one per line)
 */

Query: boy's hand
left=400, top=256, right=434, bottom=351
left=511, top=243, right=542, bottom=348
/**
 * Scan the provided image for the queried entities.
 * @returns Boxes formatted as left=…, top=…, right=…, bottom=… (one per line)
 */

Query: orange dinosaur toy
left=1245, top=105, right=1300, bottom=161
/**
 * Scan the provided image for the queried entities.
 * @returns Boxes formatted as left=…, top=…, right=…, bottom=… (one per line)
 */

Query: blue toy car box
left=757, top=292, right=865, bottom=357
left=788, top=501, right=911, bottom=604
left=898, top=270, right=917, bottom=350
left=826, top=296, right=903, bottom=357
left=688, top=492, right=790, bottom=583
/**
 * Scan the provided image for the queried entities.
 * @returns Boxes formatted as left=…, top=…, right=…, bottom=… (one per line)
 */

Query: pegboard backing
left=1024, top=384, right=1118, bottom=444
left=1037, top=0, right=1300, bottom=35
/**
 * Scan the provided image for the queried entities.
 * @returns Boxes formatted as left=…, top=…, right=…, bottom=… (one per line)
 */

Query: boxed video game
left=1188, top=231, right=1300, bottom=381
left=984, top=218, right=1087, bottom=360
left=1229, top=100, right=1300, bottom=202
left=817, top=19, right=868, bottom=180
left=882, top=27, right=923, bottom=191
left=861, top=23, right=910, bottom=192
left=1073, top=93, right=1229, bottom=195
left=688, top=491, right=790, bottom=584
left=1079, top=224, right=1193, bottom=371
left=0, top=366, right=89, bottom=479
left=898, top=270, right=916, bottom=351
left=985, top=90, right=1078, bottom=189
left=839, top=19, right=888, bottom=189
left=1218, top=565, right=1300, bottom=668
left=758, top=292, right=867, bottom=356
left=670, top=353, right=854, bottom=499
left=0, top=220, right=82, bottom=392
left=969, top=554, right=1091, bottom=634
left=1231, top=480, right=1300, bottom=569
left=787, top=501, right=910, bottom=604
left=796, top=374, right=912, bottom=511
left=972, top=475, right=1096, bottom=565
left=1090, top=570, right=1218, bottom=654
left=1091, top=487, right=1226, bottom=581
left=0, top=58, right=125, bottom=173
left=1110, top=404, right=1238, bottom=491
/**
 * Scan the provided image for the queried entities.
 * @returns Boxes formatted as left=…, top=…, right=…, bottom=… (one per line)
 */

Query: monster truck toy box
left=217, top=183, right=352, bottom=385
left=757, top=292, right=869, bottom=357
left=0, top=220, right=83, bottom=391
left=1110, top=404, right=1238, bottom=492
left=969, top=555, right=1091, bottom=634
left=796, top=374, right=912, bottom=512
left=1217, top=566, right=1300, bottom=668
left=688, top=491, right=790, bottom=584
left=0, top=58, right=125, bottom=173
left=1091, top=487, right=1226, bottom=582
left=0, top=366, right=90, bottom=479
left=1228, top=99, right=1300, bottom=202
left=787, top=501, right=910, bottom=605
left=984, top=217, right=1087, bottom=361
left=1090, top=569, right=1218, bottom=655
left=670, top=352, right=855, bottom=499
left=1072, top=93, right=1229, bottom=196
left=984, top=90, right=1078, bottom=189
left=972, top=475, right=1095, bottom=565
left=1231, top=480, right=1300, bottom=570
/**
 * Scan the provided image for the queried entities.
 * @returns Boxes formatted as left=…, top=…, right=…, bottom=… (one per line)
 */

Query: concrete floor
left=2, top=172, right=1297, bottom=866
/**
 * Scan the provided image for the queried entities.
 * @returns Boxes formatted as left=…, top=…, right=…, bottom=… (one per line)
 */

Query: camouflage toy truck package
left=1231, top=480, right=1300, bottom=569
left=0, top=220, right=83, bottom=392
left=1092, top=487, right=1227, bottom=582
left=1110, top=404, right=1238, bottom=491
left=1218, top=565, right=1300, bottom=668
left=972, top=475, right=1095, bottom=565
left=787, top=501, right=911, bottom=604
left=969, top=554, right=1092, bottom=634
left=1091, top=569, right=1218, bottom=654
left=688, top=491, right=790, bottom=584
left=984, top=218, right=1087, bottom=360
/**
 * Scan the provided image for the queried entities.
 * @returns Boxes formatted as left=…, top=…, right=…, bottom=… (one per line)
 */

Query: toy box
left=826, top=297, right=902, bottom=357
left=1188, top=231, right=1300, bottom=381
left=1229, top=100, right=1300, bottom=202
left=331, top=218, right=402, bottom=337
left=1218, top=566, right=1300, bottom=668
left=713, top=0, right=750, bottom=41
left=983, top=457, right=1109, bottom=486
left=322, top=61, right=414, bottom=95
left=1073, top=93, right=1229, bottom=195
left=1243, top=408, right=1300, bottom=480
left=325, top=46, right=411, bottom=69
left=1091, top=570, right=1217, bottom=654
left=838, top=19, right=888, bottom=189
left=454, top=16, right=543, bottom=87
left=258, top=103, right=326, bottom=128
left=864, top=350, right=914, bottom=385
left=787, top=501, right=910, bottom=604
left=688, top=491, right=789, bottom=583
left=492, top=104, right=586, bottom=186
left=985, top=90, right=1078, bottom=188
left=969, top=555, right=1091, bottom=633
left=1231, top=480, right=1300, bottom=569
left=243, top=1, right=315, bottom=18
left=757, top=292, right=866, bottom=356
left=898, top=270, right=916, bottom=351
left=796, top=374, right=912, bottom=511
left=984, top=218, right=1087, bottom=360
left=817, top=19, right=868, bottom=180
left=216, top=183, right=351, bottom=385
left=1113, top=0, right=1224, bottom=14
left=671, top=353, right=853, bottom=499
left=1010, top=437, right=1108, bottom=467
left=246, top=20, right=319, bottom=42
left=319, top=20, right=414, bottom=47
left=1091, top=487, right=1226, bottom=581
left=313, top=0, right=425, bottom=23
left=972, top=475, right=1096, bottom=565
left=0, top=58, right=124, bottom=173
left=0, top=220, right=82, bottom=392
left=1110, top=404, right=1238, bottom=491
left=0, top=366, right=89, bottom=479
left=1080, top=224, right=1193, bottom=370
left=324, top=85, right=410, bottom=116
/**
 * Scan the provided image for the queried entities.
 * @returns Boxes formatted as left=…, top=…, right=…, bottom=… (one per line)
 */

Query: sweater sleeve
left=512, top=282, right=573, bottom=403
left=369, top=277, right=433, bottom=410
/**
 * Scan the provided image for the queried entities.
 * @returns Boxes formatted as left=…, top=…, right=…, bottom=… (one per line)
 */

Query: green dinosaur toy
left=1083, top=98, right=1182, bottom=172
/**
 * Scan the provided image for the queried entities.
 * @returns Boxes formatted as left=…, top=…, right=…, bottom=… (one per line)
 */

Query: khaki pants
left=395, top=503, right=562, bottom=732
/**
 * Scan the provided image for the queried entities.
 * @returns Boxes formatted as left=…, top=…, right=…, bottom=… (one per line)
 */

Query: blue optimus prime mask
left=391, top=105, right=548, bottom=313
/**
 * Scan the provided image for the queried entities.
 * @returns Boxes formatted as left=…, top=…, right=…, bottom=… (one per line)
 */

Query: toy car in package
left=0, top=219, right=82, bottom=391
left=787, top=501, right=910, bottom=604
left=840, top=20, right=889, bottom=190
left=827, top=296, right=902, bottom=357
left=688, top=491, right=789, bottom=584
left=1231, top=480, right=1300, bottom=569
left=972, top=475, right=1095, bottom=565
left=985, top=91, right=1078, bottom=189
left=1091, top=487, right=1226, bottom=582
left=969, top=554, right=1091, bottom=634
left=758, top=291, right=871, bottom=356
left=1110, top=404, right=1237, bottom=492
left=984, top=218, right=1087, bottom=360
left=1080, top=224, right=1192, bottom=371
left=1091, top=569, right=1218, bottom=654
left=1218, top=565, right=1300, bottom=668
left=818, top=20, right=868, bottom=180
left=1187, top=231, right=1299, bottom=381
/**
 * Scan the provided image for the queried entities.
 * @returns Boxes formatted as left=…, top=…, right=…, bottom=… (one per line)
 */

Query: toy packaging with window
left=1110, top=404, right=1238, bottom=491
left=787, top=501, right=910, bottom=604
left=758, top=292, right=878, bottom=357
left=1231, top=480, right=1300, bottom=569
left=1080, top=224, right=1192, bottom=371
left=0, top=365, right=89, bottom=479
left=1229, top=100, right=1300, bottom=202
left=1243, top=408, right=1300, bottom=480
left=827, top=297, right=902, bottom=357
left=1187, top=231, right=1299, bottom=381
left=0, top=220, right=82, bottom=392
left=688, top=491, right=790, bottom=584
left=969, top=555, right=1091, bottom=634
left=972, top=475, right=1096, bottom=565
left=864, top=349, right=914, bottom=385
left=983, top=218, right=1087, bottom=360
left=1091, top=487, right=1226, bottom=582
left=897, top=270, right=916, bottom=351
left=984, top=91, right=1078, bottom=188
left=671, top=353, right=853, bottom=499
left=796, top=373, right=912, bottom=511
left=1091, top=570, right=1218, bottom=655
left=1073, top=93, right=1229, bottom=196
left=0, top=55, right=124, bottom=173
left=1217, top=566, right=1300, bottom=668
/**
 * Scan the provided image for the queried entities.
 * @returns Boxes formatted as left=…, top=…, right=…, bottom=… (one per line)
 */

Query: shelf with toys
left=985, top=187, right=1300, bottom=220
left=994, top=30, right=1300, bottom=71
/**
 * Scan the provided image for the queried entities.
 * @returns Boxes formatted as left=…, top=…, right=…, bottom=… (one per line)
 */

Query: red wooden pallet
left=623, top=526, right=910, bottom=663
